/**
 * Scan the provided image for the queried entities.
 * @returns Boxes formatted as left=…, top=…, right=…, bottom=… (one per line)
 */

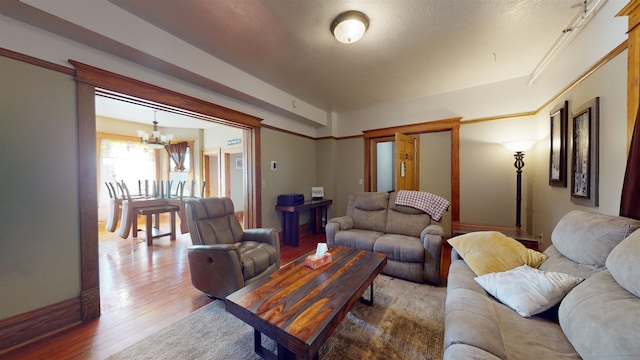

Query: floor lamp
left=504, top=141, right=535, bottom=228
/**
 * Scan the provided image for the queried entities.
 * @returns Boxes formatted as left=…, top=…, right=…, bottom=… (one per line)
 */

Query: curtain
left=620, top=107, right=640, bottom=219
left=165, top=141, right=188, bottom=172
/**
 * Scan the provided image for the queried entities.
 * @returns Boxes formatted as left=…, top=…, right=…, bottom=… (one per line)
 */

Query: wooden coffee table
left=225, top=246, right=387, bottom=360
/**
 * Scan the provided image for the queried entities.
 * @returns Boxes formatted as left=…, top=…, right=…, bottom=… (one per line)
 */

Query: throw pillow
left=475, top=264, right=584, bottom=317
left=448, top=231, right=547, bottom=276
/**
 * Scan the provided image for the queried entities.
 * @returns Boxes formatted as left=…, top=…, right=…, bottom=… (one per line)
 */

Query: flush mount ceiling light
left=330, top=10, right=369, bottom=44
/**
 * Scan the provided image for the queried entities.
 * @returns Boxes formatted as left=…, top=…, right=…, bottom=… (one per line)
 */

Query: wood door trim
left=70, top=60, right=264, bottom=325
left=71, top=61, right=262, bottom=128
left=363, top=117, right=461, bottom=222
left=224, top=152, right=231, bottom=198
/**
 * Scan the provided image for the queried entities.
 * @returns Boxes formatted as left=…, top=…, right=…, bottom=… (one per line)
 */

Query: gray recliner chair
left=185, top=197, right=280, bottom=299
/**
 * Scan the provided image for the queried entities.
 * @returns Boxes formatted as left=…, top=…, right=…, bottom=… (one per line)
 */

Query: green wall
left=260, top=128, right=317, bottom=229
left=419, top=131, right=452, bottom=235
left=334, top=137, right=365, bottom=216
left=530, top=50, right=628, bottom=250
left=1, top=57, right=80, bottom=320
left=315, top=138, right=339, bottom=220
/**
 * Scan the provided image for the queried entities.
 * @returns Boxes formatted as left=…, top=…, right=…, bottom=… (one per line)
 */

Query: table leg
left=282, top=212, right=300, bottom=247
left=253, top=329, right=297, bottom=360
left=311, top=206, right=328, bottom=234
left=311, top=208, right=319, bottom=234
left=170, top=210, right=176, bottom=241
left=359, top=282, right=374, bottom=306
left=290, top=212, right=300, bottom=247
left=132, top=210, right=139, bottom=238
left=145, top=214, right=153, bottom=246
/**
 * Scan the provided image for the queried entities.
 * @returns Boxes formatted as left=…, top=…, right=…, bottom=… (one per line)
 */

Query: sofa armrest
left=326, top=216, right=354, bottom=246
left=189, top=243, right=240, bottom=252
left=328, top=216, right=354, bottom=231
left=421, top=224, right=445, bottom=284
left=423, top=223, right=445, bottom=237
left=242, top=228, right=279, bottom=247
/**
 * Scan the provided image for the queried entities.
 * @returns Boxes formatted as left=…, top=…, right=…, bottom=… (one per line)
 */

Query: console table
left=276, top=199, right=332, bottom=247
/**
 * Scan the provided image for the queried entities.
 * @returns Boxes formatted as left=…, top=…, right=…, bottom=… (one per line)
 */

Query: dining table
left=115, top=185, right=197, bottom=239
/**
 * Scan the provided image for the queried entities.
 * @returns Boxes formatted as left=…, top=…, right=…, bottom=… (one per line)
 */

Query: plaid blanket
left=395, top=190, right=450, bottom=221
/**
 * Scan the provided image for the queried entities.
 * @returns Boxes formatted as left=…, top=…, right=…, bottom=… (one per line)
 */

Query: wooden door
left=395, top=132, right=418, bottom=191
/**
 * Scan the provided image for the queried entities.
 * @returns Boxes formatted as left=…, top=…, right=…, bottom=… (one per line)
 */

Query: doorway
left=73, top=61, right=264, bottom=320
left=363, top=118, right=461, bottom=227
left=372, top=133, right=420, bottom=192
left=203, top=145, right=245, bottom=226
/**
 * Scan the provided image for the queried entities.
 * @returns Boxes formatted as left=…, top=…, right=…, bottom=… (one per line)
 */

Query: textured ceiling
left=2, top=0, right=594, bottom=126
left=107, top=0, right=583, bottom=112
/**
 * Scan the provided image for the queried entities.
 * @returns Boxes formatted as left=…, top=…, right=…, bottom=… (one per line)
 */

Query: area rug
left=107, top=275, right=446, bottom=360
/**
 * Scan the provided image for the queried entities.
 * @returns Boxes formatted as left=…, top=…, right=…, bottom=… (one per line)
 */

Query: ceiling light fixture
left=331, top=10, right=369, bottom=44
left=137, top=111, right=173, bottom=149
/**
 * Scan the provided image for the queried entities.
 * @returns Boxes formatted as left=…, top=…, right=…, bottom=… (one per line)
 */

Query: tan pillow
left=448, top=231, right=548, bottom=276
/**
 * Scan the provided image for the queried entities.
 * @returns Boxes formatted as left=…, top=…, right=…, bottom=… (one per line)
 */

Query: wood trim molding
left=618, top=1, right=640, bottom=147
left=250, top=128, right=262, bottom=227
left=619, top=0, right=640, bottom=32
left=450, top=125, right=461, bottom=221
left=76, top=81, right=100, bottom=321
left=261, top=123, right=316, bottom=140
left=0, top=298, right=81, bottom=355
left=362, top=117, right=461, bottom=222
left=0, top=47, right=74, bottom=75
left=363, top=117, right=462, bottom=139
left=70, top=60, right=263, bottom=129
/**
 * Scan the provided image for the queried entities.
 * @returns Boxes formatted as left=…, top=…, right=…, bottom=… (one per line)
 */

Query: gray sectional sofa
left=325, top=191, right=445, bottom=284
left=444, top=210, right=640, bottom=359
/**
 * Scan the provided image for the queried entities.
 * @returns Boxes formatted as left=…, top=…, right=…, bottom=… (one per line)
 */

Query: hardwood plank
left=2, top=215, right=323, bottom=359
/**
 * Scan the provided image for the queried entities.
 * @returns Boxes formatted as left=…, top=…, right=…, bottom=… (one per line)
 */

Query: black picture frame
left=549, top=100, right=568, bottom=187
left=571, top=97, right=599, bottom=207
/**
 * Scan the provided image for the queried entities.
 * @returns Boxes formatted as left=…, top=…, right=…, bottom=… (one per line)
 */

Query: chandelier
left=137, top=111, right=173, bottom=149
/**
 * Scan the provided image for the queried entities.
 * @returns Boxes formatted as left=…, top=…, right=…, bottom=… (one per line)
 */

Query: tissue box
left=305, top=252, right=332, bottom=269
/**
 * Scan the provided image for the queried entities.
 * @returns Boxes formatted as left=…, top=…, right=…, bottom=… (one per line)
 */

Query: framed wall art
left=549, top=100, right=568, bottom=187
left=570, top=97, right=599, bottom=207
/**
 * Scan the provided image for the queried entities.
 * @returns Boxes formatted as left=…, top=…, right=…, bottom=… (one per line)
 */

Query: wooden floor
left=3, top=216, right=323, bottom=360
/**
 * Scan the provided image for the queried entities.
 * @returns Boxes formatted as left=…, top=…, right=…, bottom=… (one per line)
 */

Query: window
left=169, top=145, right=190, bottom=183
left=98, top=137, right=157, bottom=221
left=101, top=138, right=156, bottom=190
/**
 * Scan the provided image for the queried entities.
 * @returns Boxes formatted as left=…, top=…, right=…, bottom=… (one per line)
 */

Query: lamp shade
left=503, top=141, right=535, bottom=153
left=331, top=11, right=369, bottom=44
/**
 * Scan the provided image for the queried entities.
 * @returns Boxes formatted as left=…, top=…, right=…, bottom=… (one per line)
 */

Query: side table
left=451, top=222, right=540, bottom=250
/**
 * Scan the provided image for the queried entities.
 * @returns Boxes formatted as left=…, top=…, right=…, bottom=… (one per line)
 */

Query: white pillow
left=474, top=265, right=584, bottom=317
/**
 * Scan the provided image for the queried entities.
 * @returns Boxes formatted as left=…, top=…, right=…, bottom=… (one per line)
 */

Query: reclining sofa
left=444, top=210, right=640, bottom=359
left=325, top=191, right=445, bottom=284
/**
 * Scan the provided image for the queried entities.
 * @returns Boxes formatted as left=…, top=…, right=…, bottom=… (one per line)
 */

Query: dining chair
left=104, top=182, right=121, bottom=232
left=189, top=179, right=196, bottom=198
